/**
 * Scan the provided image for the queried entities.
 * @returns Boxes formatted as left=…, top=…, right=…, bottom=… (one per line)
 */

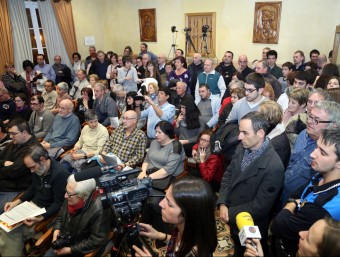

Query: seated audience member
left=41, top=99, right=81, bottom=157
left=195, top=84, right=221, bottom=131
left=0, top=88, right=16, bottom=124
left=281, top=101, right=340, bottom=205
left=71, top=52, right=85, bottom=81
left=157, top=53, right=167, bottom=76
left=191, top=130, right=224, bottom=192
left=282, top=88, right=309, bottom=125
left=245, top=217, right=340, bottom=257
left=137, top=86, right=175, bottom=144
left=142, top=80, right=159, bottom=109
left=271, top=128, right=340, bottom=257
left=112, top=84, right=126, bottom=112
left=52, top=55, right=72, bottom=86
left=174, top=98, right=201, bottom=157
left=278, top=61, right=293, bottom=93
left=29, top=95, right=54, bottom=140
left=138, top=121, right=185, bottom=233
left=119, top=91, right=145, bottom=129
left=133, top=177, right=217, bottom=257
left=87, top=74, right=99, bottom=97
left=0, top=119, right=39, bottom=213
left=74, top=87, right=94, bottom=124
left=168, top=56, right=192, bottom=94
left=262, top=82, right=275, bottom=100
left=254, top=59, right=282, bottom=100
left=0, top=120, right=11, bottom=152
left=42, top=80, right=58, bottom=111
left=145, top=60, right=161, bottom=86
left=44, top=175, right=109, bottom=257
left=304, top=60, right=318, bottom=71
left=2, top=62, right=27, bottom=97
left=218, top=87, right=245, bottom=127
left=35, top=54, right=56, bottom=82
left=171, top=81, right=194, bottom=113
left=51, top=82, right=72, bottom=115
left=326, top=76, right=340, bottom=90
left=98, top=110, right=146, bottom=170
left=69, top=69, right=89, bottom=100
left=0, top=144, right=69, bottom=257
left=21, top=60, right=47, bottom=96
left=227, top=73, right=267, bottom=124
left=314, top=63, right=340, bottom=89
left=117, top=56, right=139, bottom=93
left=258, top=101, right=291, bottom=168
left=88, top=50, right=109, bottom=80
left=61, top=110, right=109, bottom=173
left=220, top=79, right=244, bottom=115
left=93, top=83, right=117, bottom=126
left=217, top=112, right=284, bottom=256
left=162, top=61, right=173, bottom=87
left=9, top=93, right=32, bottom=122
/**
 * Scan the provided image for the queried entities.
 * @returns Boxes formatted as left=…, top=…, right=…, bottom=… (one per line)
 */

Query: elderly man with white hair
left=43, top=175, right=109, bottom=256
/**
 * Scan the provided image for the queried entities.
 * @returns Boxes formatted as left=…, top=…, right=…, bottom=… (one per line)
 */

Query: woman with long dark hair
left=119, top=91, right=146, bottom=129
left=133, top=176, right=217, bottom=257
left=175, top=98, right=201, bottom=156
left=74, top=87, right=94, bottom=124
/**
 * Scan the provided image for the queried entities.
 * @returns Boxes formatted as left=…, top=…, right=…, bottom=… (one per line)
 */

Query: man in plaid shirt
left=100, top=110, right=146, bottom=170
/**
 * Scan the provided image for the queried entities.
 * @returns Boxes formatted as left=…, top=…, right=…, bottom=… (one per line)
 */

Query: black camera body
left=51, top=232, right=72, bottom=250
left=171, top=26, right=177, bottom=33
left=184, top=27, right=192, bottom=32
left=202, top=25, right=210, bottom=33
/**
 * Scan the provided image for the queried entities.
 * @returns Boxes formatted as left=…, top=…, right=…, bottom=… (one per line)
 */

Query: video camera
left=184, top=27, right=192, bottom=32
left=171, top=26, right=177, bottom=33
left=202, top=25, right=210, bottom=33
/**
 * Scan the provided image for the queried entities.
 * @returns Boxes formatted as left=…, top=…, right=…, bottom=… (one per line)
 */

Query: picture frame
left=139, top=8, right=157, bottom=42
left=253, top=2, right=282, bottom=44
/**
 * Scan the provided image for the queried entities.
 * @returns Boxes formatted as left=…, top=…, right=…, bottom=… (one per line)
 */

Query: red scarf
left=67, top=190, right=99, bottom=215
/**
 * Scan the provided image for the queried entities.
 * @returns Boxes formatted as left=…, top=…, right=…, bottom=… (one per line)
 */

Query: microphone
left=236, top=212, right=261, bottom=246
left=74, top=165, right=117, bottom=181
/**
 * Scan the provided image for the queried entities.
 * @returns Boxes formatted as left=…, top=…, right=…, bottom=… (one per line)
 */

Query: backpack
left=210, top=120, right=240, bottom=160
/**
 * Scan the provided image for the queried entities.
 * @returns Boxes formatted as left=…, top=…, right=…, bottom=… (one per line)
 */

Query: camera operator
left=133, top=177, right=217, bottom=257
left=44, top=175, right=109, bottom=257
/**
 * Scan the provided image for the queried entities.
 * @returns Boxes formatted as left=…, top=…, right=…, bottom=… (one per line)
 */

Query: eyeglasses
left=30, top=102, right=40, bottom=106
left=15, top=100, right=23, bottom=103
left=9, top=131, right=21, bottom=136
left=244, top=87, right=257, bottom=93
left=307, top=113, right=333, bottom=125
left=199, top=138, right=210, bottom=143
left=65, top=191, right=78, bottom=198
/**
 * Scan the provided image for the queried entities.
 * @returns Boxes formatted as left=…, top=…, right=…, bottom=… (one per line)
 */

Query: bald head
left=193, top=53, right=202, bottom=65
left=238, top=55, right=248, bottom=71
left=157, top=53, right=167, bottom=65
left=122, top=110, right=138, bottom=129
left=58, top=99, right=74, bottom=117
left=54, top=55, right=61, bottom=64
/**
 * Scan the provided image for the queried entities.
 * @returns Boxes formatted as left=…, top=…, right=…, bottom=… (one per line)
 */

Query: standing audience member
left=52, top=55, right=72, bottom=86
left=117, top=56, right=139, bottom=93
left=61, top=110, right=109, bottom=173
left=292, top=50, right=305, bottom=71
left=187, top=53, right=204, bottom=97
left=217, top=112, right=284, bottom=257
left=168, top=56, right=191, bottom=94
left=71, top=52, right=85, bottom=81
left=238, top=54, right=253, bottom=79
left=266, top=50, right=283, bottom=79
left=157, top=53, right=167, bottom=75
left=21, top=60, right=46, bottom=96
left=88, top=50, right=109, bottom=80
left=278, top=61, right=293, bottom=93
left=215, top=51, right=237, bottom=87
left=145, top=60, right=161, bottom=86
left=139, top=43, right=157, bottom=61
left=85, top=46, right=96, bottom=69
left=192, top=130, right=224, bottom=192
left=29, top=95, right=54, bottom=140
left=106, top=52, right=120, bottom=90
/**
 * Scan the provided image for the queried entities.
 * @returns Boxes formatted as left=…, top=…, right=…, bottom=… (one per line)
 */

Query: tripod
left=168, top=31, right=177, bottom=59
left=199, top=32, right=210, bottom=57
left=185, top=30, right=196, bottom=57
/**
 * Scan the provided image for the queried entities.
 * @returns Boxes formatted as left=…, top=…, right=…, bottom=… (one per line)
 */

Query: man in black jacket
left=215, top=51, right=236, bottom=87
left=187, top=53, right=204, bottom=98
left=0, top=119, right=39, bottom=213
left=0, top=144, right=69, bottom=257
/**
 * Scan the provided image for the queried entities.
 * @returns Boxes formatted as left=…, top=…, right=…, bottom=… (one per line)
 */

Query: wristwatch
left=286, top=198, right=299, bottom=208
left=84, top=153, right=88, bottom=159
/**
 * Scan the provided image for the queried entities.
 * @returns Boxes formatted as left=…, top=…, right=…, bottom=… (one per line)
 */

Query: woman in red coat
left=192, top=129, right=224, bottom=192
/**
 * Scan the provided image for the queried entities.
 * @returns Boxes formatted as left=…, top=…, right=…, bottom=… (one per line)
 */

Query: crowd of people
left=0, top=43, right=340, bottom=257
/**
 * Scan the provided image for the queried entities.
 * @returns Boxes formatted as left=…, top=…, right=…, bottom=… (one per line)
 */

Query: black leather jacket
left=53, top=192, right=109, bottom=256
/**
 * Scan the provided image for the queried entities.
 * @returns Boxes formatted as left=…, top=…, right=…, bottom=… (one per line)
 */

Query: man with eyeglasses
left=0, top=88, right=16, bottom=125
left=226, top=72, right=267, bottom=124
left=281, top=101, right=340, bottom=205
left=98, top=110, right=146, bottom=171
left=0, top=144, right=68, bottom=257
left=28, top=95, right=54, bottom=140
left=0, top=119, right=40, bottom=214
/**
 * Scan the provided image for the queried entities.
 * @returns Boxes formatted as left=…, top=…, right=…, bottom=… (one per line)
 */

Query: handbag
left=147, top=167, right=175, bottom=191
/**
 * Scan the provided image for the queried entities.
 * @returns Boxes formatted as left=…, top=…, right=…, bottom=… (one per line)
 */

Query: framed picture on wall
left=253, top=2, right=282, bottom=44
left=139, top=8, right=157, bottom=42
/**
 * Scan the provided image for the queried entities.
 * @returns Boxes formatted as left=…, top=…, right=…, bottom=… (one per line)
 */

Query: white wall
left=72, top=0, right=340, bottom=64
